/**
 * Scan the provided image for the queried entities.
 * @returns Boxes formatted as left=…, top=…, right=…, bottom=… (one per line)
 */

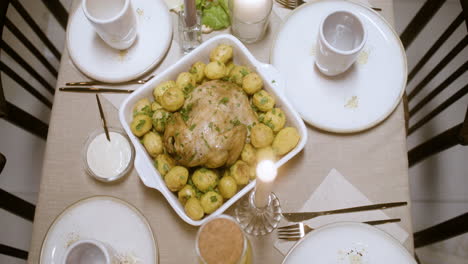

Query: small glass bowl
left=82, top=127, right=135, bottom=183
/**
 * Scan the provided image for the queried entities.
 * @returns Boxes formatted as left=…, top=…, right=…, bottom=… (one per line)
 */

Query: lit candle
left=232, top=0, right=271, bottom=23
left=254, top=160, right=277, bottom=208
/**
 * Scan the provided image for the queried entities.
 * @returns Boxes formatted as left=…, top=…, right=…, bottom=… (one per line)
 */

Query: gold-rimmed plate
left=40, top=196, right=158, bottom=263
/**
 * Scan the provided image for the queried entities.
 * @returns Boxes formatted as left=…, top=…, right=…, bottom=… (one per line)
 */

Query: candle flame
left=256, top=160, right=277, bottom=182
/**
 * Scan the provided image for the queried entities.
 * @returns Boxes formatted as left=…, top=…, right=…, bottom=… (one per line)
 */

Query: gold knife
left=95, top=94, right=110, bottom=141
left=283, top=201, right=408, bottom=222
left=59, top=87, right=134, bottom=93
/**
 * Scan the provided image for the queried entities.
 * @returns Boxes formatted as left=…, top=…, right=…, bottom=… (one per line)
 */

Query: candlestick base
left=234, top=191, right=282, bottom=236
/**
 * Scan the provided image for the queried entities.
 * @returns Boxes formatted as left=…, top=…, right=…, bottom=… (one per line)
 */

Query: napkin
left=274, top=169, right=409, bottom=256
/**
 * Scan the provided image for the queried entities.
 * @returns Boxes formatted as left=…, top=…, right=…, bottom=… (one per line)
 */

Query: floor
left=0, top=0, right=467, bottom=263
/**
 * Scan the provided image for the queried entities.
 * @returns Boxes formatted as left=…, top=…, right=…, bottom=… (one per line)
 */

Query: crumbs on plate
left=344, top=96, right=358, bottom=109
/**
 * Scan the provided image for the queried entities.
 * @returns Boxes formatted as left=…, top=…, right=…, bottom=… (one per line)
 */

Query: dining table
left=28, top=0, right=414, bottom=263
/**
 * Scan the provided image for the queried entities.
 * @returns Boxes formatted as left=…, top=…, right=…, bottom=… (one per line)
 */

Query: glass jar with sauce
left=82, top=127, right=134, bottom=182
left=196, top=215, right=253, bottom=264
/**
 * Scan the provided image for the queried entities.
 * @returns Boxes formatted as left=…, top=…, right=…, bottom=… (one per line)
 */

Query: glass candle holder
left=235, top=190, right=282, bottom=236
left=178, top=10, right=202, bottom=53
left=229, top=0, right=273, bottom=43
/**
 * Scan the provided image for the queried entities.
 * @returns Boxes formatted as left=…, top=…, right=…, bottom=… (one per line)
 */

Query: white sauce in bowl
left=86, top=132, right=132, bottom=179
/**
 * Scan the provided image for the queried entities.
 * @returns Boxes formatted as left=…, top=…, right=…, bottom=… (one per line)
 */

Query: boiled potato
left=230, top=160, right=250, bottom=185
left=262, top=108, right=286, bottom=132
left=131, top=115, right=152, bottom=137
left=142, top=132, right=163, bottom=157
left=200, top=191, right=223, bottom=214
left=205, top=61, right=226, bottom=80
left=242, top=73, right=263, bottom=95
left=225, top=62, right=235, bottom=76
left=185, top=197, right=204, bottom=220
left=272, top=127, right=300, bottom=155
left=161, top=87, right=185, bottom=112
left=249, top=166, right=256, bottom=180
left=164, top=166, right=189, bottom=192
left=256, top=146, right=276, bottom=162
left=176, top=72, right=196, bottom=91
left=218, top=176, right=237, bottom=199
left=153, top=80, right=176, bottom=103
left=253, top=90, right=275, bottom=112
left=251, top=123, right=274, bottom=148
left=192, top=168, right=218, bottom=192
left=132, top=98, right=152, bottom=116
left=151, top=101, right=163, bottom=111
left=190, top=62, right=206, bottom=83
left=209, top=44, right=233, bottom=63
left=178, top=185, right=196, bottom=205
left=155, top=154, right=175, bottom=176
left=229, top=65, right=250, bottom=86
left=152, top=109, right=171, bottom=132
left=241, top=144, right=256, bottom=165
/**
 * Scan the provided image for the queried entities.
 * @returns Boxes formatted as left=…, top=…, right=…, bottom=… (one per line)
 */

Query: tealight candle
left=254, top=160, right=277, bottom=208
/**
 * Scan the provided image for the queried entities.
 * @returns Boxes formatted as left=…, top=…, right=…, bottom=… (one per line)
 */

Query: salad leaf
left=197, top=0, right=231, bottom=30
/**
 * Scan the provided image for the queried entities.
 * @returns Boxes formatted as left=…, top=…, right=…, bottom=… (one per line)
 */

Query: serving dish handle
left=134, top=153, right=159, bottom=190
left=255, top=62, right=286, bottom=97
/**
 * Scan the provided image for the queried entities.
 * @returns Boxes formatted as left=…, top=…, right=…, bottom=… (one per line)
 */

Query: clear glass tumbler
left=178, top=10, right=202, bottom=53
left=229, top=0, right=273, bottom=43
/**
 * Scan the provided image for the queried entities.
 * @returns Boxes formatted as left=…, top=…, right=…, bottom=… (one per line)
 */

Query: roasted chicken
left=164, top=80, right=257, bottom=168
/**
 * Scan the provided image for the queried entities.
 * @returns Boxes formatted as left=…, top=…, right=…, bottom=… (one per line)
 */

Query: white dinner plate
left=283, top=222, right=416, bottom=264
left=271, top=0, right=407, bottom=133
left=40, top=196, right=158, bottom=263
left=67, top=0, right=172, bottom=83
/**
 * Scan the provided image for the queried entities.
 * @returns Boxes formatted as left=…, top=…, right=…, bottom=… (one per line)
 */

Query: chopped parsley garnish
left=180, top=103, right=193, bottom=121
left=182, top=84, right=194, bottom=98
left=260, top=97, right=269, bottom=105
left=210, top=196, right=218, bottom=202
left=189, top=67, right=197, bottom=74
left=208, top=122, right=213, bottom=129
left=230, top=119, right=241, bottom=126
left=272, top=108, right=276, bottom=114
left=272, top=80, right=276, bottom=83
left=215, top=126, right=221, bottom=133
left=236, top=103, right=240, bottom=107
left=136, top=119, right=146, bottom=130
left=202, top=134, right=211, bottom=149
left=240, top=68, right=249, bottom=77
left=189, top=124, right=197, bottom=131
left=163, top=163, right=169, bottom=173
left=221, top=76, right=230, bottom=81
left=219, top=97, right=229, bottom=104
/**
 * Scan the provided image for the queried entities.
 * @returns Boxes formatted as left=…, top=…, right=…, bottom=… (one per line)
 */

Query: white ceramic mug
left=82, top=0, right=137, bottom=50
left=63, top=239, right=115, bottom=264
left=315, top=11, right=367, bottom=76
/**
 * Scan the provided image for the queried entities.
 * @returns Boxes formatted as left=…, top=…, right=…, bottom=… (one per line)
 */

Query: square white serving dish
left=119, top=34, right=308, bottom=226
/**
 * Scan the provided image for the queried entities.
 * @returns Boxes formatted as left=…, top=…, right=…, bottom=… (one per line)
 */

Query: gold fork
left=278, top=218, right=401, bottom=240
left=275, top=0, right=382, bottom=11
left=65, top=75, right=155, bottom=86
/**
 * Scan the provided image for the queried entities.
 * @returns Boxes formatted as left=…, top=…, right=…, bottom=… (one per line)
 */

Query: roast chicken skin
left=164, top=80, right=258, bottom=168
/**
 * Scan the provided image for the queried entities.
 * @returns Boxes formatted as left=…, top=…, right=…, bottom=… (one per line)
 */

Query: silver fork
left=65, top=74, right=155, bottom=86
left=275, top=0, right=382, bottom=11
left=277, top=218, right=401, bottom=240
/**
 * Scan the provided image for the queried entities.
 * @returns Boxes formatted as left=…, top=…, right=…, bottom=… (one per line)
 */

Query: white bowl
left=119, top=34, right=308, bottom=226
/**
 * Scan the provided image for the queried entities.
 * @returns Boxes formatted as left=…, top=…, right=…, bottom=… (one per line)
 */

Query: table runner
left=28, top=0, right=413, bottom=263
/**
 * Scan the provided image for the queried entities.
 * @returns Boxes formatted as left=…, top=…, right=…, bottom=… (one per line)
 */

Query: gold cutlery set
left=59, top=75, right=155, bottom=93
left=278, top=201, right=407, bottom=240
